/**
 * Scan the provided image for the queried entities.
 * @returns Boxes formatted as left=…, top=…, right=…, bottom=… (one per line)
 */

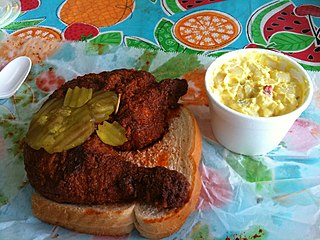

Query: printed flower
left=36, top=68, right=65, bottom=93
left=197, top=164, right=232, bottom=210
left=283, top=118, right=320, bottom=152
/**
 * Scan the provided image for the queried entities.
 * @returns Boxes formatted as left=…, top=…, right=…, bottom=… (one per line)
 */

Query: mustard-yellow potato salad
left=210, top=51, right=309, bottom=117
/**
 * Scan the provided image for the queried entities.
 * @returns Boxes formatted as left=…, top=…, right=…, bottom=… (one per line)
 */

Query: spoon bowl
left=0, top=56, right=32, bottom=99
left=0, top=0, right=21, bottom=28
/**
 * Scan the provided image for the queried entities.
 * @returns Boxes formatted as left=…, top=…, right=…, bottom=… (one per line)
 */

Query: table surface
left=0, top=0, right=320, bottom=239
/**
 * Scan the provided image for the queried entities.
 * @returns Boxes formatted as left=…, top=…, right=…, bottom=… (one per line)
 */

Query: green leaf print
left=85, top=42, right=108, bottom=55
left=0, top=131, right=26, bottom=206
left=226, top=153, right=272, bottom=183
left=268, top=32, right=315, bottom=52
left=2, top=18, right=45, bottom=30
left=90, top=31, right=123, bottom=45
left=206, top=50, right=230, bottom=58
left=86, top=32, right=123, bottom=55
left=0, top=192, right=8, bottom=206
left=155, top=18, right=184, bottom=52
left=134, top=49, right=159, bottom=72
left=183, top=48, right=204, bottom=55
left=151, top=53, right=202, bottom=81
left=0, top=83, right=36, bottom=157
left=189, top=223, right=213, bottom=240
left=0, top=118, right=28, bottom=157
left=219, top=226, right=267, bottom=240
left=11, top=83, right=36, bottom=109
left=124, top=36, right=161, bottom=50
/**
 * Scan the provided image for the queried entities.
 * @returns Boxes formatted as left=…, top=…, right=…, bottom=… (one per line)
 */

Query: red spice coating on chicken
left=24, top=69, right=190, bottom=209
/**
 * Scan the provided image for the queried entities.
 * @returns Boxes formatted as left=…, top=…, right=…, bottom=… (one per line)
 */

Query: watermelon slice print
left=161, top=0, right=224, bottom=15
left=247, top=0, right=320, bottom=71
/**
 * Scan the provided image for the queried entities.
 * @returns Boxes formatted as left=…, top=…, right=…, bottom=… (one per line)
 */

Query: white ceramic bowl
left=205, top=48, right=313, bottom=155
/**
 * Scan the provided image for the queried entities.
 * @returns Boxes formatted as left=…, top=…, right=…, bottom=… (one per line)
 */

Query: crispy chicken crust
left=24, top=69, right=189, bottom=209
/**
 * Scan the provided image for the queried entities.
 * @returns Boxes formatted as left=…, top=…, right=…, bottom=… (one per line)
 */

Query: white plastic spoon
left=0, top=56, right=32, bottom=99
left=0, top=0, right=21, bottom=28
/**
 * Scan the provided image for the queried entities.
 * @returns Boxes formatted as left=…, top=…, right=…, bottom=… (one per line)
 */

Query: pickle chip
left=88, top=90, right=118, bottom=122
left=26, top=99, right=94, bottom=153
left=64, top=86, right=93, bottom=108
left=96, top=121, right=127, bottom=146
left=26, top=89, right=123, bottom=153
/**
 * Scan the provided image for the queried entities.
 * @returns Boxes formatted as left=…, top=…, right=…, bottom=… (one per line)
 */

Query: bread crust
left=31, top=106, right=202, bottom=239
left=32, top=193, right=135, bottom=236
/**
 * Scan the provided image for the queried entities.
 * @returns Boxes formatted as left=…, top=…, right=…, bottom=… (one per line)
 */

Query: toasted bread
left=31, top=106, right=202, bottom=239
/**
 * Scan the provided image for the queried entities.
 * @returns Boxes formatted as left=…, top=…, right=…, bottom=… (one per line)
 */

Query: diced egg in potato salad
left=210, top=51, right=309, bottom=117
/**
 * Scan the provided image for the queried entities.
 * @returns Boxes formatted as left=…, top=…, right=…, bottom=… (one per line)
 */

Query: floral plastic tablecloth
left=0, top=0, right=320, bottom=239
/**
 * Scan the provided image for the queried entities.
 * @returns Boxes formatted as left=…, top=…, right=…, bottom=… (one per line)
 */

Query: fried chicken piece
left=24, top=135, right=190, bottom=209
left=102, top=69, right=157, bottom=98
left=50, top=69, right=156, bottom=100
left=50, top=69, right=188, bottom=150
left=24, top=69, right=190, bottom=209
left=116, top=78, right=188, bottom=150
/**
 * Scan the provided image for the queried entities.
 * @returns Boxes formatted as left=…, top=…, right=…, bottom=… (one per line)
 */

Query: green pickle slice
left=47, top=106, right=94, bottom=153
left=88, top=90, right=118, bottom=122
left=26, top=98, right=66, bottom=146
left=64, top=86, right=93, bottom=108
left=96, top=121, right=127, bottom=146
left=25, top=98, right=94, bottom=153
left=26, top=87, right=124, bottom=153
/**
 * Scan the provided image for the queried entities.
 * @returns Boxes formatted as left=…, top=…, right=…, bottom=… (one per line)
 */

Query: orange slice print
left=11, top=27, right=62, bottom=40
left=173, top=10, right=241, bottom=51
left=59, top=0, right=135, bottom=28
left=0, top=27, right=62, bottom=64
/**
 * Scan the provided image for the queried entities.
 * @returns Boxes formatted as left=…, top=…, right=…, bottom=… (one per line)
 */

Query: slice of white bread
left=31, top=106, right=202, bottom=239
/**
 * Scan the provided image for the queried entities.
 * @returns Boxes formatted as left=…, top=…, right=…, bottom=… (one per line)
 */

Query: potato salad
left=210, top=51, right=309, bottom=117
